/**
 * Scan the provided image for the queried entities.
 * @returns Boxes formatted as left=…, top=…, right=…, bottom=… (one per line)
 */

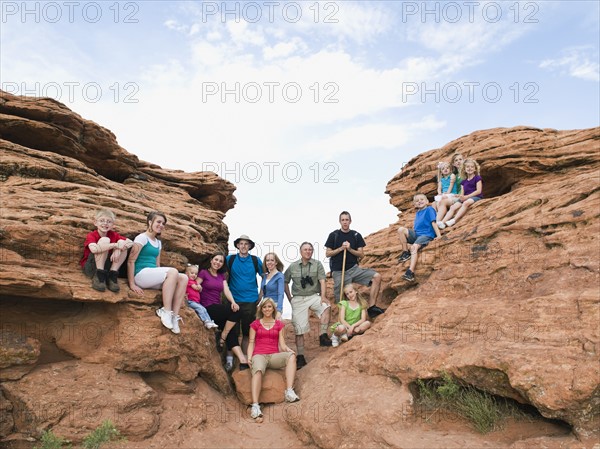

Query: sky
left=1, top=0, right=599, bottom=266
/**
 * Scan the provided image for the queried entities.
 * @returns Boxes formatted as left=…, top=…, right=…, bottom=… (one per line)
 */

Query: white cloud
left=164, top=19, right=187, bottom=33
left=263, top=38, right=306, bottom=60
left=539, top=47, right=600, bottom=82
left=309, top=2, right=394, bottom=44
left=226, top=21, right=266, bottom=47
left=407, top=18, right=526, bottom=58
left=301, top=115, right=446, bottom=159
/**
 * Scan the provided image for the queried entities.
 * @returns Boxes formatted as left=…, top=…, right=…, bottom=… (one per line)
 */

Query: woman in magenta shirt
left=198, top=253, right=248, bottom=371
left=246, top=297, right=299, bottom=420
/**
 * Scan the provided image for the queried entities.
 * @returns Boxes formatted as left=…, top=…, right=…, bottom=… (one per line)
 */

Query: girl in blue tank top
left=436, top=154, right=464, bottom=229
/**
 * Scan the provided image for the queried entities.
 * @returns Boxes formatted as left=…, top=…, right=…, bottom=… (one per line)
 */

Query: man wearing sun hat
left=226, top=234, right=263, bottom=353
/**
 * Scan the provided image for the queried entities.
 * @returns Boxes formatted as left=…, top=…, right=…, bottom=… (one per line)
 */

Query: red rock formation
left=0, top=91, right=237, bottom=445
left=295, top=126, right=600, bottom=446
left=2, top=91, right=598, bottom=448
left=232, top=368, right=288, bottom=405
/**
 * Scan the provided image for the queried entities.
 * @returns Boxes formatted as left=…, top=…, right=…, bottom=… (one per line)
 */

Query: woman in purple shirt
left=198, top=253, right=249, bottom=371
left=440, top=159, right=483, bottom=227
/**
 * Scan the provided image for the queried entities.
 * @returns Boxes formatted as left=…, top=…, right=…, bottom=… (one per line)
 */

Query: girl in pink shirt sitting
left=247, top=297, right=299, bottom=421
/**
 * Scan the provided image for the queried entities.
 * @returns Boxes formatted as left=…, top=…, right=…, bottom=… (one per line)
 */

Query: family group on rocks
left=79, top=151, right=481, bottom=421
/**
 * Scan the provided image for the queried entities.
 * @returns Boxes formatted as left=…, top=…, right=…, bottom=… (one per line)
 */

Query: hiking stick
left=339, top=248, right=347, bottom=303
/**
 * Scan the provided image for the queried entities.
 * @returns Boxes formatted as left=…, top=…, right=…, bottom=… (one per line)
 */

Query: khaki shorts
left=251, top=352, right=293, bottom=375
left=291, top=293, right=330, bottom=335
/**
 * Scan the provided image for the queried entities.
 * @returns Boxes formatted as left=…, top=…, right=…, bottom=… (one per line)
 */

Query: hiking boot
left=402, top=269, right=415, bottom=282
left=331, top=335, right=340, bottom=347
left=156, top=307, right=174, bottom=330
left=284, top=388, right=300, bottom=403
left=171, top=314, right=183, bottom=334
left=368, top=305, right=386, bottom=318
left=250, top=403, right=262, bottom=419
left=106, top=270, right=120, bottom=293
left=398, top=250, right=411, bottom=263
left=91, top=269, right=107, bottom=292
left=296, top=355, right=307, bottom=369
left=340, top=333, right=349, bottom=342
left=319, top=333, right=332, bottom=347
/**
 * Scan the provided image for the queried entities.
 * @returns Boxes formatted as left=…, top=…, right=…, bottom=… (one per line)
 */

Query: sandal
left=215, top=332, right=226, bottom=352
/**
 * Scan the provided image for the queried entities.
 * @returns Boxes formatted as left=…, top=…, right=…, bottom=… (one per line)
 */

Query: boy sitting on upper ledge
left=397, top=194, right=441, bottom=283
left=79, top=208, right=133, bottom=292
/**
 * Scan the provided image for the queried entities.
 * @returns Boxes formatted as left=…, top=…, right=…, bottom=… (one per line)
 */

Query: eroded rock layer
left=297, top=126, right=600, bottom=446
left=0, top=92, right=236, bottom=444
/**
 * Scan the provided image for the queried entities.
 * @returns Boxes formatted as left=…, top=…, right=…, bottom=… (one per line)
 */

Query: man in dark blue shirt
left=325, top=211, right=385, bottom=318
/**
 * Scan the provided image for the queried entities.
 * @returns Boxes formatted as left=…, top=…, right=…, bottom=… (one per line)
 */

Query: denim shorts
left=407, top=230, right=434, bottom=246
left=470, top=196, right=482, bottom=203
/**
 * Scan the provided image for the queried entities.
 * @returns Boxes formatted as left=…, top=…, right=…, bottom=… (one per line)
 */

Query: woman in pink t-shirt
left=246, top=297, right=299, bottom=420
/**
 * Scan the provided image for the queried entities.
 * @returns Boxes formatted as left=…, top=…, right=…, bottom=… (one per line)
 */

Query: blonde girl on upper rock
left=439, top=159, right=483, bottom=228
left=436, top=153, right=464, bottom=229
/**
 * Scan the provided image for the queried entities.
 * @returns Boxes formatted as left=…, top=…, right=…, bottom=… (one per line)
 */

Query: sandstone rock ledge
left=1, top=91, right=599, bottom=449
left=0, top=92, right=236, bottom=445
left=295, top=126, right=599, bottom=447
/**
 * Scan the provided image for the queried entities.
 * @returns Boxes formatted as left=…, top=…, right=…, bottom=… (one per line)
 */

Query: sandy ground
left=116, top=313, right=592, bottom=449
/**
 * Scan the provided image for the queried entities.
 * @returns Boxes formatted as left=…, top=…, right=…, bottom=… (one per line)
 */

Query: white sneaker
left=250, top=403, right=262, bottom=419
left=284, top=388, right=300, bottom=403
left=204, top=321, right=219, bottom=330
left=331, top=335, right=339, bottom=347
left=156, top=308, right=174, bottom=330
left=437, top=221, right=446, bottom=229
left=445, top=219, right=456, bottom=227
left=224, top=360, right=234, bottom=372
left=340, top=333, right=349, bottom=342
left=171, top=314, right=183, bottom=334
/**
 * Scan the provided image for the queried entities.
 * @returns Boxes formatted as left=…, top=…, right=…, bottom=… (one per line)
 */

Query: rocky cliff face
left=1, top=92, right=598, bottom=448
left=296, top=126, right=600, bottom=447
left=0, top=92, right=237, bottom=444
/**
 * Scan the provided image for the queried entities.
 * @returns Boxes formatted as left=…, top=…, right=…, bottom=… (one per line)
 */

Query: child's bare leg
left=334, top=324, right=346, bottom=336
left=398, top=227, right=409, bottom=251
left=355, top=321, right=371, bottom=334
left=436, top=199, right=451, bottom=222
left=285, top=354, right=297, bottom=389
left=409, top=243, right=421, bottom=272
left=109, top=249, right=128, bottom=271
left=442, top=203, right=461, bottom=222
left=453, top=199, right=474, bottom=223
left=92, top=236, right=111, bottom=269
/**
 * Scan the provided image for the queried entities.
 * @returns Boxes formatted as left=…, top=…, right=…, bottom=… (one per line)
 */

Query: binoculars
left=300, top=275, right=314, bottom=289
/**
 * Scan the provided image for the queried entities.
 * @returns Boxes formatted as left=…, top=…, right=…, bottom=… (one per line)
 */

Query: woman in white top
left=128, top=211, right=188, bottom=334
